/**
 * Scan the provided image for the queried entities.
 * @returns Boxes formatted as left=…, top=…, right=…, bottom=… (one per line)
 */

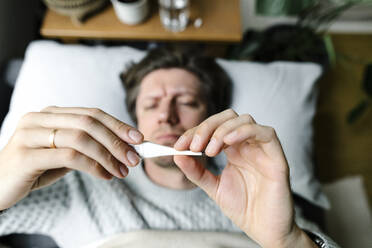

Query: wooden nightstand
left=40, top=0, right=242, bottom=43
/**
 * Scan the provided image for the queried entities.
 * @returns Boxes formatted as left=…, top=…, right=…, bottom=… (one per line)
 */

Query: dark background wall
left=0, top=0, right=42, bottom=63
left=0, top=0, right=44, bottom=127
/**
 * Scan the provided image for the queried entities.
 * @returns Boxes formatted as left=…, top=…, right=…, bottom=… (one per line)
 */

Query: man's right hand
left=0, top=106, right=143, bottom=210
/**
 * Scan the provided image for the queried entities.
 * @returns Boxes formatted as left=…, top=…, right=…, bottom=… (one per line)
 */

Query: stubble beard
left=149, top=140, right=179, bottom=170
left=151, top=156, right=178, bottom=169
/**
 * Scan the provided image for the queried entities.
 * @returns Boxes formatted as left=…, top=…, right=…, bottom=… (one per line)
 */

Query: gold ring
left=49, top=129, right=57, bottom=149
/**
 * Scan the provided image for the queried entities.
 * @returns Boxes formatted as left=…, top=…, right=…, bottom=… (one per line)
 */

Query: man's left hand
left=174, top=109, right=316, bottom=248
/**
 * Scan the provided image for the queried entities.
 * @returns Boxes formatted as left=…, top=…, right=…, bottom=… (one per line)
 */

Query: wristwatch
left=304, top=230, right=327, bottom=248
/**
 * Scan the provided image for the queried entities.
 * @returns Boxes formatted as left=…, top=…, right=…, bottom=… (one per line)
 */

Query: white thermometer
left=133, top=141, right=202, bottom=158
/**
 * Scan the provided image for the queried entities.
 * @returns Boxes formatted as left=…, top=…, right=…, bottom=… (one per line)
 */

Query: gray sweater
left=0, top=164, right=339, bottom=248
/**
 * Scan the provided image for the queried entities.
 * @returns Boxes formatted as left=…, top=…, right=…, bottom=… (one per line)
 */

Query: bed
left=0, top=40, right=371, bottom=248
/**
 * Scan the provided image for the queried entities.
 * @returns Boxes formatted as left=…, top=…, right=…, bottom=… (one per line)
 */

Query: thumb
left=173, top=155, right=218, bottom=199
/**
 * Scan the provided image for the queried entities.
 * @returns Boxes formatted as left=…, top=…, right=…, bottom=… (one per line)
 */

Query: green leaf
left=256, top=0, right=316, bottom=16
left=347, top=99, right=369, bottom=124
left=323, top=35, right=336, bottom=67
left=363, top=64, right=372, bottom=97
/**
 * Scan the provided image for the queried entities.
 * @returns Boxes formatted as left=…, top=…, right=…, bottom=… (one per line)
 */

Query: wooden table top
left=40, top=0, right=242, bottom=42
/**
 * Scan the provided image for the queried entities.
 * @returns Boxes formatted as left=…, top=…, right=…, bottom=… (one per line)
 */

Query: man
left=0, top=47, right=338, bottom=247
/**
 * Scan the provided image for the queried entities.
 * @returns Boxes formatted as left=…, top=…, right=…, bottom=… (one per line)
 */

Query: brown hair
left=120, top=47, right=232, bottom=123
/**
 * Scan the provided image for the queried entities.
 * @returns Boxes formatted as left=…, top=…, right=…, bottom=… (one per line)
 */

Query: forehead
left=138, top=68, right=201, bottom=98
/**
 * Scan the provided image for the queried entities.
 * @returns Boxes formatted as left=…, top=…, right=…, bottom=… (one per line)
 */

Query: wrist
left=303, top=230, right=327, bottom=248
left=273, top=225, right=318, bottom=248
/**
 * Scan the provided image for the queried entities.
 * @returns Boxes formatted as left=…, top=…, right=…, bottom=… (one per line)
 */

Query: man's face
left=136, top=68, right=208, bottom=168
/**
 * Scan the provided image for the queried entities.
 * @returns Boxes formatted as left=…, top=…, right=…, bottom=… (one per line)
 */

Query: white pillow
left=0, top=40, right=329, bottom=209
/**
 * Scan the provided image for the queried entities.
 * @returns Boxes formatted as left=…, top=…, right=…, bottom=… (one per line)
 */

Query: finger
left=224, top=124, right=276, bottom=145
left=205, top=114, right=256, bottom=157
left=31, top=168, right=72, bottom=190
left=224, top=142, right=289, bottom=180
left=173, top=155, right=218, bottom=199
left=173, top=126, right=197, bottom=151
left=174, top=109, right=238, bottom=152
left=27, top=148, right=116, bottom=180
left=224, top=124, right=285, bottom=160
left=18, top=112, right=141, bottom=168
left=18, top=127, right=128, bottom=178
left=41, top=106, right=144, bottom=144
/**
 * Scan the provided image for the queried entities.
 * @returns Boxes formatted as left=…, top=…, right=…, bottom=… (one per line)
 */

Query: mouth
left=155, top=134, right=181, bottom=145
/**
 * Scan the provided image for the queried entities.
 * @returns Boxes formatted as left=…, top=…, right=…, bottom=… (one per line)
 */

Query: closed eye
left=144, top=104, right=157, bottom=110
left=179, top=101, right=198, bottom=107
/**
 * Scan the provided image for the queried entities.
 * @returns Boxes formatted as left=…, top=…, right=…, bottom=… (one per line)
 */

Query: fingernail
left=190, top=135, right=202, bottom=151
left=127, top=150, right=140, bottom=166
left=119, top=165, right=128, bottom=177
left=128, top=129, right=143, bottom=143
left=174, top=135, right=187, bottom=149
left=224, top=130, right=238, bottom=143
left=205, top=138, right=218, bottom=155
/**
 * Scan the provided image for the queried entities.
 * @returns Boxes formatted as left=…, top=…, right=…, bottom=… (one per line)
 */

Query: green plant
left=347, top=64, right=372, bottom=123
left=256, top=0, right=315, bottom=16
left=229, top=0, right=371, bottom=122
left=299, top=0, right=372, bottom=123
left=228, top=1, right=362, bottom=68
left=256, top=0, right=369, bottom=17
left=296, top=1, right=357, bottom=32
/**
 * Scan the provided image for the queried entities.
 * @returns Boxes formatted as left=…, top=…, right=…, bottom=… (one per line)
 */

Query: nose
left=157, top=101, right=179, bottom=125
